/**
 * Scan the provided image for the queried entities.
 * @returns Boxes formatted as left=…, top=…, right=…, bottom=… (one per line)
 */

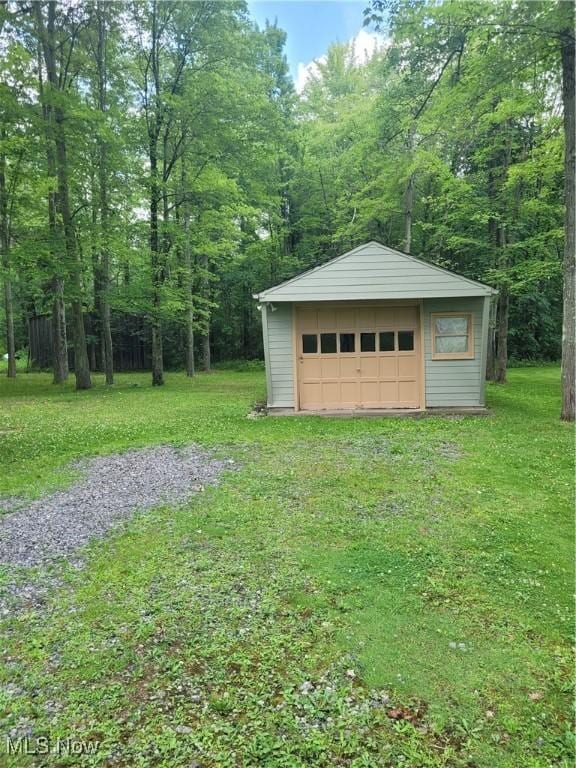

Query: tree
left=365, top=0, right=572, bottom=405
left=130, top=1, right=243, bottom=385
left=92, top=0, right=114, bottom=385
left=0, top=0, right=566, bottom=380
left=0, top=2, right=15, bottom=382
left=34, top=0, right=91, bottom=389
left=560, top=0, right=575, bottom=422
left=0, top=135, right=16, bottom=378
left=0, top=4, right=33, bottom=378
left=35, top=29, right=68, bottom=383
left=179, top=158, right=195, bottom=377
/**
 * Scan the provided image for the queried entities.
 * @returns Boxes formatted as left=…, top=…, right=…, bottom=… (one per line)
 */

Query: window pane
left=435, top=335, right=468, bottom=353
left=379, top=331, right=395, bottom=352
left=398, top=330, right=414, bottom=351
left=435, top=316, right=468, bottom=335
left=302, top=334, right=317, bottom=354
left=320, top=333, right=337, bottom=353
left=360, top=332, right=376, bottom=352
left=339, top=333, right=355, bottom=353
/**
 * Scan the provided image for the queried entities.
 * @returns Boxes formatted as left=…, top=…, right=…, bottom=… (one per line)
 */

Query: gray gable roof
left=255, top=241, right=495, bottom=301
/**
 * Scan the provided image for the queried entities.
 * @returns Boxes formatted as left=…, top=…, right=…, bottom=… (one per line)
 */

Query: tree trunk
left=89, top=341, right=97, bottom=372
left=486, top=112, right=511, bottom=384
left=37, top=37, right=68, bottom=383
left=96, top=2, right=113, bottom=385
left=0, top=136, right=16, bottom=377
left=69, top=297, right=91, bottom=389
left=485, top=103, right=502, bottom=383
left=560, top=7, right=575, bottom=421
left=403, top=172, right=414, bottom=254
left=150, top=140, right=163, bottom=387
left=200, top=250, right=211, bottom=372
left=35, top=2, right=91, bottom=390
left=485, top=297, right=497, bottom=381
left=149, top=130, right=163, bottom=386
left=494, top=285, right=509, bottom=383
left=2, top=273, right=16, bottom=378
left=55, top=114, right=91, bottom=389
left=181, top=162, right=195, bottom=377
left=242, top=284, right=251, bottom=359
left=202, top=324, right=211, bottom=372
left=91, top=167, right=102, bottom=368
left=494, top=220, right=509, bottom=383
left=486, top=333, right=495, bottom=381
left=149, top=1, right=164, bottom=387
left=185, top=307, right=195, bottom=376
left=486, top=178, right=497, bottom=383
left=403, top=124, right=416, bottom=254
left=48, top=171, right=68, bottom=385
left=51, top=277, right=68, bottom=383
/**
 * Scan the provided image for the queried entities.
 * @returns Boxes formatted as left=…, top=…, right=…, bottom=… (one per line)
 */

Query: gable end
left=255, top=241, right=495, bottom=301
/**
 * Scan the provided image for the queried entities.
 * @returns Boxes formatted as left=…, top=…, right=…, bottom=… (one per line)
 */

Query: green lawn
left=0, top=366, right=573, bottom=767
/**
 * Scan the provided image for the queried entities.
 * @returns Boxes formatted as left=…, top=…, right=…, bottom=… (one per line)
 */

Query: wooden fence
left=29, top=312, right=151, bottom=371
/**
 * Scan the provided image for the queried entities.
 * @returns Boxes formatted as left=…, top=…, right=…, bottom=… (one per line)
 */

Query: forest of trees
left=0, top=1, right=574, bottom=418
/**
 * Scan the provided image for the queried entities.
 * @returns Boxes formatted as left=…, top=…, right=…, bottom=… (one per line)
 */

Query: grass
left=0, top=366, right=573, bottom=767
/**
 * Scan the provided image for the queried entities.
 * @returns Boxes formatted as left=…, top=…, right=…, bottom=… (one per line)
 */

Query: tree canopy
left=0, top=0, right=572, bottom=415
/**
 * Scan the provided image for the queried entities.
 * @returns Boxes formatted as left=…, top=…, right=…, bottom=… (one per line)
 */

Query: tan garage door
left=296, top=304, right=421, bottom=410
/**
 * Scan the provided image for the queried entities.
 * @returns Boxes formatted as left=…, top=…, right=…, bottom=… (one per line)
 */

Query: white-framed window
left=431, top=313, right=474, bottom=360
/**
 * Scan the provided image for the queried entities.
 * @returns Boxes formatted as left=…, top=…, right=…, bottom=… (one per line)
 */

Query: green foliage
left=282, top=0, right=564, bottom=361
left=0, top=2, right=299, bottom=372
left=0, top=0, right=564, bottom=368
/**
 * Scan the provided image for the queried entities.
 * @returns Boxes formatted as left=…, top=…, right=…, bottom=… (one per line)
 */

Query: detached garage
left=255, top=241, right=496, bottom=413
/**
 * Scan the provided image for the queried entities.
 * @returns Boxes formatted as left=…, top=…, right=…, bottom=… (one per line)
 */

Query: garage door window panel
left=320, top=333, right=337, bottom=354
left=379, top=331, right=395, bottom=352
left=302, top=334, right=317, bottom=354
left=398, top=330, right=414, bottom=351
left=360, top=332, right=376, bottom=352
left=339, top=333, right=356, bottom=353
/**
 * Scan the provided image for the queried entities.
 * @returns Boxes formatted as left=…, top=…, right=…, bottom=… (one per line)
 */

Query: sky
left=247, top=1, right=381, bottom=92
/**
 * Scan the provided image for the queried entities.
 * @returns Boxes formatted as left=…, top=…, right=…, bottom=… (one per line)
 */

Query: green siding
left=258, top=242, right=493, bottom=302
left=423, top=297, right=484, bottom=407
left=266, top=303, right=294, bottom=407
left=479, top=296, right=491, bottom=406
left=261, top=296, right=489, bottom=410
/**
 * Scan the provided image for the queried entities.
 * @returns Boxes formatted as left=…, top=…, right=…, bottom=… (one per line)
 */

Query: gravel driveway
left=0, top=444, right=231, bottom=612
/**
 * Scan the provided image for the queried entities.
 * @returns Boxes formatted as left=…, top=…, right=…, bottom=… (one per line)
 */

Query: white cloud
left=295, top=28, right=385, bottom=94
left=350, top=28, right=383, bottom=65
left=295, top=59, right=321, bottom=94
